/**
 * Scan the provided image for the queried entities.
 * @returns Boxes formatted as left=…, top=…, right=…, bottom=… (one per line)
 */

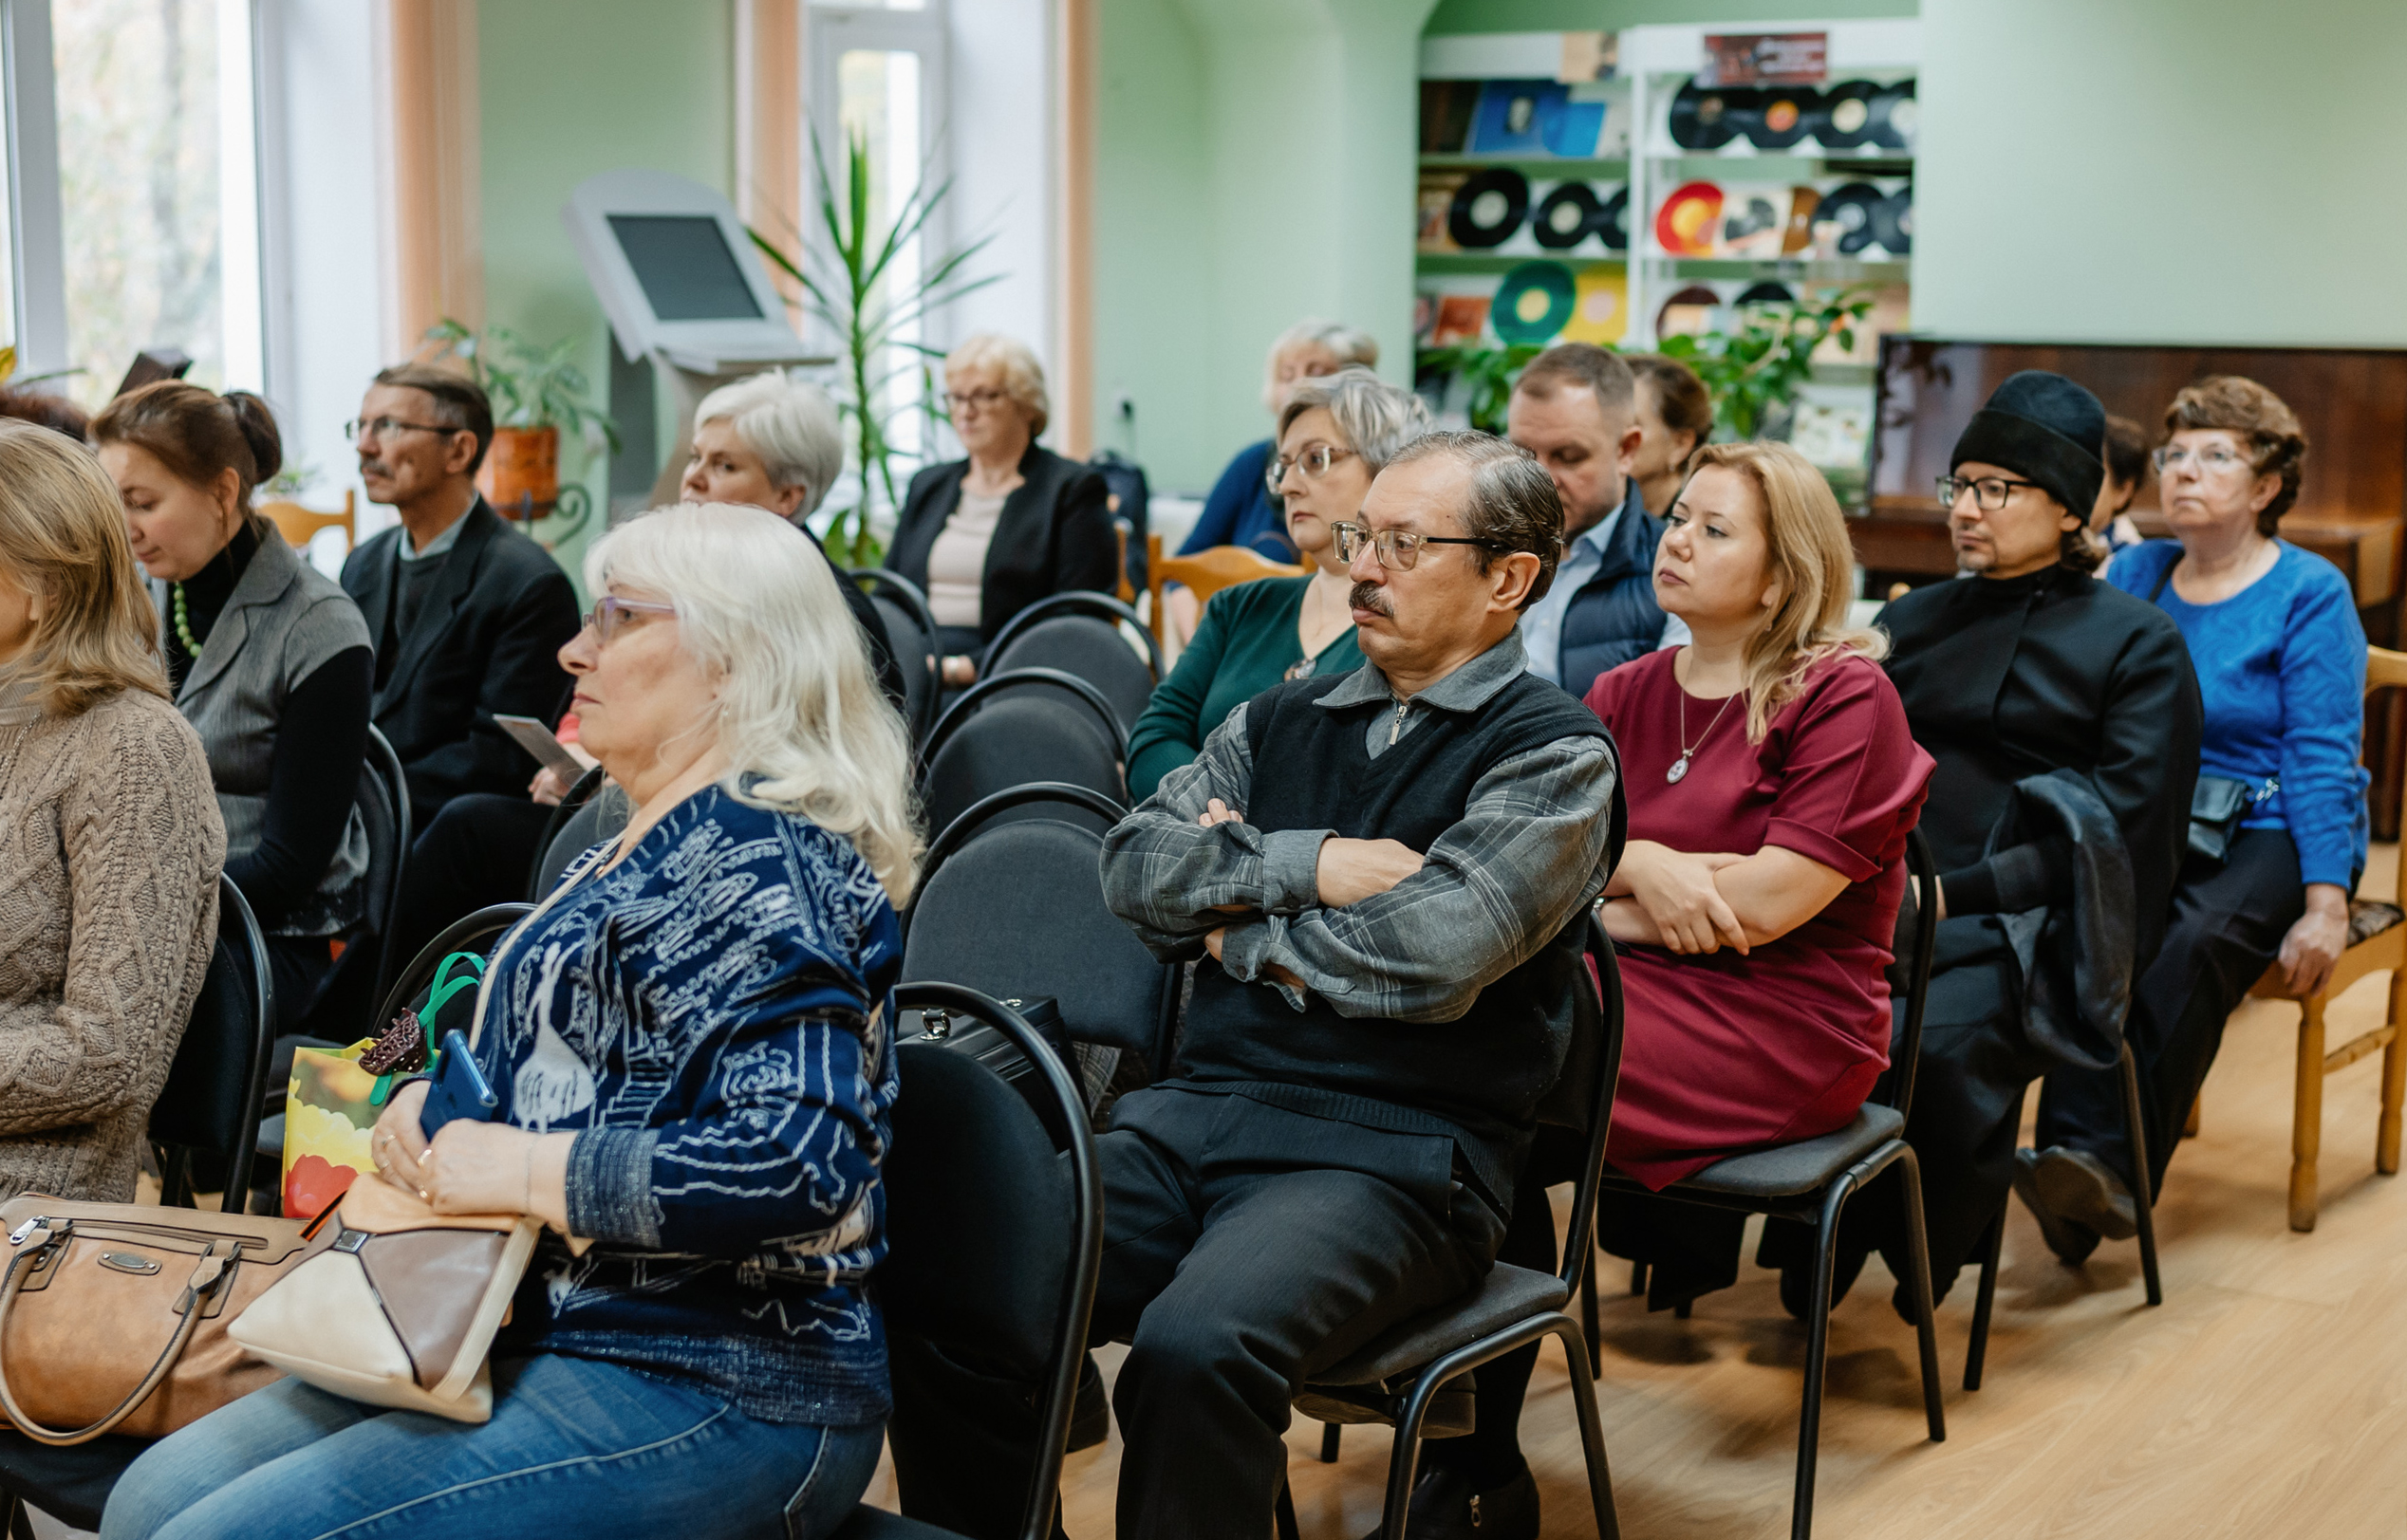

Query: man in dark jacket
left=1784, top=371, right=2202, bottom=1314
left=885, top=433, right=1618, bottom=1540
left=341, top=364, right=581, bottom=828
left=1506, top=343, right=1677, bottom=698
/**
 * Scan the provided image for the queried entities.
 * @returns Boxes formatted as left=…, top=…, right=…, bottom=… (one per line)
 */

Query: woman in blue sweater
left=2024, top=377, right=2366, bottom=1261
left=107, top=504, right=923, bottom=1540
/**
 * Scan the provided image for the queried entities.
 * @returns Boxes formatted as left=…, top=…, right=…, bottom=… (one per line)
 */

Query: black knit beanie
left=1950, top=370, right=2105, bottom=520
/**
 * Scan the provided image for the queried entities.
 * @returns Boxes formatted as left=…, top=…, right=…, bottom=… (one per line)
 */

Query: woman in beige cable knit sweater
left=0, top=418, right=225, bottom=1203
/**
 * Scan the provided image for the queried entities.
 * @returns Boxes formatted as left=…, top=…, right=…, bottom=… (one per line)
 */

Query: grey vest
left=154, top=529, right=374, bottom=937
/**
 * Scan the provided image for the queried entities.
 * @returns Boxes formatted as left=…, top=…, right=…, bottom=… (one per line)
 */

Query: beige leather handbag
left=229, top=1175, right=539, bottom=1423
left=0, top=1197, right=311, bottom=1445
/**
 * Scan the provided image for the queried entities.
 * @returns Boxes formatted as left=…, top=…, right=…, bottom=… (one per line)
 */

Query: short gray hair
left=946, top=333, right=1050, bottom=436
left=1385, top=431, right=1564, bottom=610
left=1267, top=318, right=1378, bottom=373
left=1278, top=366, right=1430, bottom=474
left=692, top=372, right=846, bottom=517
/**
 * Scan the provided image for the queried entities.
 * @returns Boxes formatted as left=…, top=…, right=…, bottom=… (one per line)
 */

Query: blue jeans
left=102, top=1355, right=885, bottom=1540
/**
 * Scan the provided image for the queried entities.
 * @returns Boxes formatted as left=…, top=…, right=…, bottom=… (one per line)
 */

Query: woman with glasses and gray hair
left=886, top=334, right=1116, bottom=689
left=1126, top=366, right=1428, bottom=798
left=109, top=502, right=919, bottom=1540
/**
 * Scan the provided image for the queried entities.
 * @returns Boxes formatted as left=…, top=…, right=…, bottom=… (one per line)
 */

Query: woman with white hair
left=107, top=503, right=919, bottom=1540
left=1127, top=367, right=1426, bottom=798
left=886, top=333, right=1115, bottom=687
left=1181, top=319, right=1378, bottom=564
left=683, top=370, right=904, bottom=703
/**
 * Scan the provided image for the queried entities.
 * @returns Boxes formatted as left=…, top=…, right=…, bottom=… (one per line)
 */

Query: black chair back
left=531, top=780, right=632, bottom=900
left=882, top=985, right=1102, bottom=1540
left=1882, top=828, right=1940, bottom=1122
left=359, top=725, right=412, bottom=1013
left=371, top=903, right=536, bottom=1035
left=852, top=569, right=941, bottom=742
left=526, top=764, right=609, bottom=900
left=150, top=878, right=274, bottom=1208
left=1544, top=920, right=1625, bottom=1293
left=918, top=669, right=1128, bottom=840
left=983, top=594, right=1162, bottom=737
left=906, top=784, right=1176, bottom=1066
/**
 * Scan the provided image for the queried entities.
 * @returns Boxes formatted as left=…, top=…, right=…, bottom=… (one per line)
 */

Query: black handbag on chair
left=2188, top=773, right=2274, bottom=863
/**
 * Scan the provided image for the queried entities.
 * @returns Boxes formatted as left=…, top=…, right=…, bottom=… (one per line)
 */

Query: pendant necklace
left=1668, top=682, right=1739, bottom=785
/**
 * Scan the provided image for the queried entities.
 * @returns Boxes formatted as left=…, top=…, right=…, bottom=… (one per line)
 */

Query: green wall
left=1423, top=0, right=1913, bottom=30
left=476, top=0, right=735, bottom=586
left=1095, top=0, right=1437, bottom=496
left=1913, top=0, right=2407, bottom=344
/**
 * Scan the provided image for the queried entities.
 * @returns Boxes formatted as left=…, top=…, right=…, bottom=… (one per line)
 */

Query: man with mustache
left=886, top=433, right=1620, bottom=1540
left=339, top=364, right=580, bottom=829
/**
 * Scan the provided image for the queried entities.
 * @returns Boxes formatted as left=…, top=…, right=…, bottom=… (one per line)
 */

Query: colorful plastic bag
left=279, top=954, right=485, bottom=1217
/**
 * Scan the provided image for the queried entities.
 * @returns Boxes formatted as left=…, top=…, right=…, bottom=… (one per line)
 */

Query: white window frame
left=804, top=0, right=952, bottom=354
left=0, top=0, right=270, bottom=390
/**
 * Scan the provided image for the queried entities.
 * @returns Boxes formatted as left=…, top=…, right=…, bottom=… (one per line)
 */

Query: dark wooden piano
left=1857, top=337, right=2407, bottom=836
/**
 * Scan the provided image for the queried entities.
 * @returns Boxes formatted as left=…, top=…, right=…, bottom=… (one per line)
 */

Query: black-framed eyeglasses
left=1937, top=473, right=2044, bottom=512
left=1330, top=521, right=1507, bottom=572
left=1265, top=444, right=1356, bottom=492
left=344, top=417, right=463, bottom=444
left=579, top=596, right=677, bottom=644
left=944, top=387, right=1010, bottom=414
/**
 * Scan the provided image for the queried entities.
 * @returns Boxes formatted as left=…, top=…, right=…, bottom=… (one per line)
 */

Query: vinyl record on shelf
left=1869, top=79, right=1918, bottom=151
left=1532, top=182, right=1605, bottom=250
left=1872, top=187, right=1913, bottom=254
left=1446, top=168, right=1530, bottom=250
left=1561, top=265, right=1629, bottom=346
left=1735, top=281, right=1796, bottom=306
left=1492, top=261, right=1578, bottom=345
left=1653, top=181, right=1725, bottom=257
left=1749, top=86, right=1822, bottom=150
left=1668, top=81, right=1748, bottom=151
left=1819, top=80, right=1878, bottom=149
left=1597, top=185, right=1631, bottom=251
left=1656, top=284, right=1724, bottom=341
left=1814, top=181, right=1883, bottom=256
left=1717, top=188, right=1791, bottom=260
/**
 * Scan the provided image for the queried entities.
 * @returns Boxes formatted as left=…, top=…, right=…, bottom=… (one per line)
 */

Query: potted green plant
left=750, top=128, right=998, bottom=566
left=421, top=320, right=617, bottom=527
left=1656, top=288, right=1875, bottom=442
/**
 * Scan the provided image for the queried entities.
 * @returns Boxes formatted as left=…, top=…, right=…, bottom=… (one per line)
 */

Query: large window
left=5, top=0, right=262, bottom=406
left=809, top=0, right=947, bottom=471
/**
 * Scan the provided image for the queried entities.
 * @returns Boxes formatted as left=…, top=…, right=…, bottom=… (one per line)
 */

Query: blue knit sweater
left=480, top=783, right=903, bottom=1425
left=2108, top=539, right=2369, bottom=888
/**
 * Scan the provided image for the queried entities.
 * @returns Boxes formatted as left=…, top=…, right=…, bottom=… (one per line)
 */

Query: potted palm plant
left=749, top=128, right=998, bottom=566
left=421, top=320, right=617, bottom=529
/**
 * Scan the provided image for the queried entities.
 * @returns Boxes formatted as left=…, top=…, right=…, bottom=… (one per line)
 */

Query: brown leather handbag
left=0, top=1196, right=310, bottom=1445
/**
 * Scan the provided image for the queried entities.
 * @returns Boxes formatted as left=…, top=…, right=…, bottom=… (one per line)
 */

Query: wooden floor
left=862, top=850, right=2407, bottom=1539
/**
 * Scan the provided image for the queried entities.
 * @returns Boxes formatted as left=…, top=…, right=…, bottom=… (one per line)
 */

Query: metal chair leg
left=1275, top=1475, right=1301, bottom=1540
left=1581, top=1261, right=1601, bottom=1376
left=1894, top=1149, right=1948, bottom=1442
left=1319, top=1419, right=1341, bottom=1463
left=1629, top=1259, right=1647, bottom=1295
left=1555, top=1316, right=1623, bottom=1540
left=1965, top=1201, right=2006, bottom=1390
left=2119, top=1041, right=2165, bottom=1305
left=1792, top=1174, right=1854, bottom=1540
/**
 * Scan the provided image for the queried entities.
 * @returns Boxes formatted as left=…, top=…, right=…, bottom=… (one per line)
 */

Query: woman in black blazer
left=886, top=334, right=1116, bottom=686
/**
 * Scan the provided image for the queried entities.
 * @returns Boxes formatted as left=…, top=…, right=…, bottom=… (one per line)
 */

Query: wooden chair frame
left=260, top=491, right=355, bottom=552
left=1145, top=533, right=1308, bottom=645
left=2241, top=642, right=2407, bottom=1232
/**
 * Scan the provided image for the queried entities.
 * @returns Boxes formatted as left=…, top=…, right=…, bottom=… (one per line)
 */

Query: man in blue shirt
left=1506, top=343, right=1684, bottom=699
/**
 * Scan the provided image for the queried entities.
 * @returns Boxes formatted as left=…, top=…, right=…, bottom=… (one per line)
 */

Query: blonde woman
left=109, top=504, right=920, bottom=1540
left=1587, top=442, right=1932, bottom=1295
left=0, top=418, right=224, bottom=1203
left=886, top=333, right=1115, bottom=687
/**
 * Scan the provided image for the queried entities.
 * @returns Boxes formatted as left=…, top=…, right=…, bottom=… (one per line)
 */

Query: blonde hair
left=584, top=503, right=924, bottom=905
left=0, top=420, right=170, bottom=715
left=1685, top=440, right=1886, bottom=742
left=945, top=333, right=1049, bottom=437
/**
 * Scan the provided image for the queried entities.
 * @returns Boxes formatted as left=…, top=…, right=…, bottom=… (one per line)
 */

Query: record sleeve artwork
left=1428, top=294, right=1491, bottom=347
left=1654, top=181, right=1724, bottom=257
left=1561, top=266, right=1629, bottom=346
left=1467, top=80, right=1609, bottom=158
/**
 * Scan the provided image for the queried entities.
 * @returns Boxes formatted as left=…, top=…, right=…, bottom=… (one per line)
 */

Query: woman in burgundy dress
left=1587, top=440, right=1932, bottom=1310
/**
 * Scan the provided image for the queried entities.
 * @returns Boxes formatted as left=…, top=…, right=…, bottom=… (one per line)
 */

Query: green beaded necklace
left=171, top=584, right=202, bottom=659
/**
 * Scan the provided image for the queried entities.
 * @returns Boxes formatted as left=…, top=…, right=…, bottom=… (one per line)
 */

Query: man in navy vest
left=1507, top=343, right=1682, bottom=699
left=885, top=433, right=1620, bottom=1540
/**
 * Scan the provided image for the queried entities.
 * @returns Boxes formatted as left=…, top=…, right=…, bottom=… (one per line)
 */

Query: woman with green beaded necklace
left=96, top=382, right=374, bottom=1034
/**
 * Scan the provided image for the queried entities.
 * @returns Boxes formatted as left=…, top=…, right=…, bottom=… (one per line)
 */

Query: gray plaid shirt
left=1100, top=631, right=1617, bottom=1023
